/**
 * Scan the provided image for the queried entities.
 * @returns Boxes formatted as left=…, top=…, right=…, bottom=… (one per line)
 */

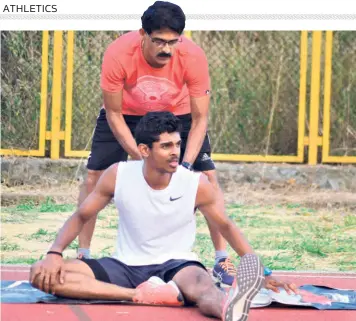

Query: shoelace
left=219, top=258, right=237, bottom=275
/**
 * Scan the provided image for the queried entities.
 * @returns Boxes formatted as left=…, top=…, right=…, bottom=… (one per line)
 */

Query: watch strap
left=181, top=161, right=193, bottom=170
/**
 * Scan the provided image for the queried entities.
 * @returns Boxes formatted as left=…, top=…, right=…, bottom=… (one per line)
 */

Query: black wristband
left=181, top=161, right=193, bottom=171
left=47, top=251, right=63, bottom=257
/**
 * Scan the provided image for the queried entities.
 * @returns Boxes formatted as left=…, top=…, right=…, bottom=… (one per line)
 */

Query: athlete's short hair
left=135, top=111, right=182, bottom=148
left=141, top=1, right=186, bottom=35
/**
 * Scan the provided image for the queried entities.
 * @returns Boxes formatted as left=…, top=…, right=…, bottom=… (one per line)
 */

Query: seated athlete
left=29, top=112, right=297, bottom=321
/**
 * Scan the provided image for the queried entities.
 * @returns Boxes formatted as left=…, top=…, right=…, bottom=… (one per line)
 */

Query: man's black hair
left=135, top=111, right=182, bottom=148
left=141, top=1, right=185, bottom=35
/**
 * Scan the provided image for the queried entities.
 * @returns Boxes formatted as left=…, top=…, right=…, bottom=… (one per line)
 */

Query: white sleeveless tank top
left=113, top=160, right=201, bottom=265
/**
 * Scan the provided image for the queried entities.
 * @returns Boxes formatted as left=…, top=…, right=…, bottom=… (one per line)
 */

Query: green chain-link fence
left=1, top=31, right=356, bottom=159
left=192, top=31, right=302, bottom=156
left=1, top=31, right=45, bottom=150
left=324, top=31, right=356, bottom=157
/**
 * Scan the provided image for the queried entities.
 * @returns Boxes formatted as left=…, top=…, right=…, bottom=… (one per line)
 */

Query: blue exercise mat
left=1, top=280, right=356, bottom=309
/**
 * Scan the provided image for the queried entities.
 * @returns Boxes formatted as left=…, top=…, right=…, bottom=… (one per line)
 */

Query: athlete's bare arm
left=195, top=174, right=298, bottom=294
left=49, top=164, right=118, bottom=253
left=195, top=174, right=254, bottom=256
left=103, top=90, right=142, bottom=160
left=182, top=95, right=209, bottom=164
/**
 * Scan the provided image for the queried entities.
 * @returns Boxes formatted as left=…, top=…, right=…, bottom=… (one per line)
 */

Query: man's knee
left=186, top=279, right=217, bottom=304
left=173, top=266, right=215, bottom=302
left=30, top=258, right=95, bottom=287
left=80, top=169, right=104, bottom=196
left=174, top=266, right=223, bottom=309
left=84, top=170, right=104, bottom=191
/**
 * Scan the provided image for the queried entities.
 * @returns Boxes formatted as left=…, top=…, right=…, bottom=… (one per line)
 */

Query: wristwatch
left=264, top=267, right=272, bottom=276
left=181, top=161, right=193, bottom=171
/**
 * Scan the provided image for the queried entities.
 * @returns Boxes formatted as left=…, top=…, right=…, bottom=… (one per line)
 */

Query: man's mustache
left=157, top=52, right=172, bottom=58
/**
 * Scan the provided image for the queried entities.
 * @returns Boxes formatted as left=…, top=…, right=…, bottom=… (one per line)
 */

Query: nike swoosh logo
left=170, top=196, right=183, bottom=201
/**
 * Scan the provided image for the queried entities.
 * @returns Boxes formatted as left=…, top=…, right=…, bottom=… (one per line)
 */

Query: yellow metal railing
left=308, top=31, right=322, bottom=165
left=64, top=31, right=82, bottom=158
left=50, top=31, right=64, bottom=160
left=1, top=31, right=355, bottom=164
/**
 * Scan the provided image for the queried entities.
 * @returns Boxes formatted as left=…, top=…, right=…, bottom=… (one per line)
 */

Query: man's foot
left=222, top=254, right=264, bottom=321
left=213, top=257, right=237, bottom=287
left=133, top=276, right=184, bottom=306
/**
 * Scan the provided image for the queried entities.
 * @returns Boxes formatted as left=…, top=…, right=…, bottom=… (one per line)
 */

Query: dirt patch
left=224, top=185, right=356, bottom=210
left=2, top=182, right=356, bottom=209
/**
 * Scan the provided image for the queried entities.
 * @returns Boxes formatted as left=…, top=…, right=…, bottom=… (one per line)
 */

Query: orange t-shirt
left=100, top=31, right=211, bottom=116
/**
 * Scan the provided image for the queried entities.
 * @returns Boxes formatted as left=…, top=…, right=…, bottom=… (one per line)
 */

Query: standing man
left=78, top=1, right=233, bottom=285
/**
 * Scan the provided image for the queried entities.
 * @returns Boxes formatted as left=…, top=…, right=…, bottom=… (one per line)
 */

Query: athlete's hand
left=29, top=254, right=65, bottom=295
left=264, top=275, right=298, bottom=295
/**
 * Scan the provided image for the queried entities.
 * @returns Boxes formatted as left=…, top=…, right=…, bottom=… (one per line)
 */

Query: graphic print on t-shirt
left=126, top=75, right=181, bottom=112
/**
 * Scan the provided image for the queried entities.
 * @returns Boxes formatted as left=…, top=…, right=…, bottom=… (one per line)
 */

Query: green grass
left=1, top=257, right=39, bottom=265
left=344, top=214, right=356, bottom=227
left=1, top=210, right=39, bottom=223
left=68, top=239, right=79, bottom=250
left=1, top=200, right=355, bottom=272
left=195, top=203, right=356, bottom=270
left=1, top=237, right=21, bottom=252
left=38, top=198, right=76, bottom=213
left=4, top=197, right=76, bottom=213
left=17, top=228, right=58, bottom=242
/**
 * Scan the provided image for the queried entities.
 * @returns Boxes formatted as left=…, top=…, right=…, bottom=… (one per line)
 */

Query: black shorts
left=80, top=257, right=207, bottom=288
left=87, top=108, right=215, bottom=172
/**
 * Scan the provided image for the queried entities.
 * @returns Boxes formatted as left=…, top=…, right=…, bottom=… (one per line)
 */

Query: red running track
left=1, top=265, right=356, bottom=321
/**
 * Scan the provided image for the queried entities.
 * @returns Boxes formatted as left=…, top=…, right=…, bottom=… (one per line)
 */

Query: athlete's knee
left=191, top=280, right=218, bottom=304
left=187, top=268, right=222, bottom=305
left=84, top=170, right=104, bottom=190
left=174, top=267, right=214, bottom=302
left=30, top=258, right=94, bottom=287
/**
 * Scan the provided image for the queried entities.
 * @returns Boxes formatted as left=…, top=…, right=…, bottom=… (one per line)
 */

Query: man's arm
left=50, top=164, right=117, bottom=253
left=103, top=91, right=142, bottom=160
left=100, top=42, right=141, bottom=160
left=182, top=95, right=210, bottom=164
left=183, top=45, right=211, bottom=165
left=196, top=175, right=298, bottom=294
left=195, top=174, right=254, bottom=256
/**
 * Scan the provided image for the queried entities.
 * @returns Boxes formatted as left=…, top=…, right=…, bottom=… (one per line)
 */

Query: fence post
left=38, top=31, right=49, bottom=156
left=65, top=31, right=75, bottom=156
left=184, top=30, right=192, bottom=39
left=322, top=31, right=333, bottom=162
left=308, top=31, right=322, bottom=165
left=296, top=31, right=308, bottom=162
left=50, top=31, right=63, bottom=160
